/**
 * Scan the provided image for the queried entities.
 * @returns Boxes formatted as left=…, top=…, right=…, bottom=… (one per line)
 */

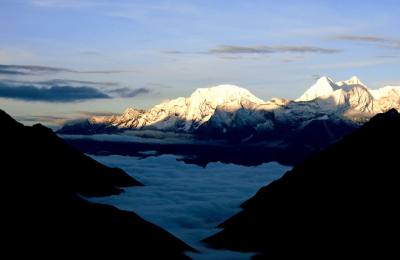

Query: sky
left=0, top=0, right=399, bottom=126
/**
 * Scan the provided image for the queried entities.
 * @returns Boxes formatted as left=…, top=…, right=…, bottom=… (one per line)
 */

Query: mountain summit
left=142, top=84, right=264, bottom=132
left=296, top=76, right=337, bottom=102
left=296, top=75, right=373, bottom=108
left=337, top=75, right=366, bottom=87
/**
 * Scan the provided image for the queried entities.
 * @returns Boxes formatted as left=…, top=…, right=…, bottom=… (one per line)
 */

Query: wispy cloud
left=162, top=50, right=187, bottom=55
left=333, top=35, right=386, bottom=43
left=1, top=79, right=120, bottom=87
left=15, top=110, right=117, bottom=127
left=0, top=68, right=28, bottom=75
left=0, top=64, right=136, bottom=76
left=79, top=69, right=137, bottom=74
left=40, top=79, right=119, bottom=87
left=0, top=82, right=110, bottom=102
left=209, top=45, right=341, bottom=55
left=163, top=45, right=341, bottom=57
left=107, top=87, right=151, bottom=98
left=218, top=56, right=245, bottom=60
left=0, top=64, right=73, bottom=75
left=0, top=77, right=152, bottom=101
left=332, top=34, right=400, bottom=49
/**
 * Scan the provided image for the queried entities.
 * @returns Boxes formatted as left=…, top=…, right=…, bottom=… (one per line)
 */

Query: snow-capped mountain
left=296, top=76, right=377, bottom=113
left=370, top=86, right=400, bottom=111
left=58, top=76, right=400, bottom=144
left=89, top=85, right=267, bottom=132
left=296, top=76, right=338, bottom=102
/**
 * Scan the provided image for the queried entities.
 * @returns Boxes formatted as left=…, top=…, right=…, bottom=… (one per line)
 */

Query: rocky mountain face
left=58, top=76, right=400, bottom=148
left=203, top=109, right=400, bottom=258
left=0, top=109, right=195, bottom=259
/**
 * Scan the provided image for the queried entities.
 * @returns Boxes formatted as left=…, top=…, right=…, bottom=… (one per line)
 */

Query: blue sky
left=0, top=0, right=399, bottom=125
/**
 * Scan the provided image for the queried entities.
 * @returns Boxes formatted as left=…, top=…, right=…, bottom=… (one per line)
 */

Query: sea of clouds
left=90, top=154, right=290, bottom=259
left=60, top=130, right=230, bottom=145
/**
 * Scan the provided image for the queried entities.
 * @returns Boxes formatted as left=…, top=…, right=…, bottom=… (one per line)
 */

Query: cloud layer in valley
left=90, top=154, right=291, bottom=258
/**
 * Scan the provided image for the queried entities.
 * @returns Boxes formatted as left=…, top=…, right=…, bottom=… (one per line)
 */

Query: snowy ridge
left=59, top=77, right=400, bottom=140
left=336, top=76, right=366, bottom=87
left=297, top=75, right=397, bottom=114
left=90, top=85, right=266, bottom=132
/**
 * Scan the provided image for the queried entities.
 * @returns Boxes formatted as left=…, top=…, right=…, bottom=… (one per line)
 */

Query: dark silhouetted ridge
left=203, top=109, right=400, bottom=258
left=0, top=109, right=195, bottom=259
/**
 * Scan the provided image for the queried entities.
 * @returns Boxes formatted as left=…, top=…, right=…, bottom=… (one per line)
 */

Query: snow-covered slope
left=58, top=77, right=400, bottom=142
left=88, top=85, right=266, bottom=132
left=296, top=75, right=394, bottom=115
left=296, top=76, right=338, bottom=102
left=336, top=75, right=367, bottom=87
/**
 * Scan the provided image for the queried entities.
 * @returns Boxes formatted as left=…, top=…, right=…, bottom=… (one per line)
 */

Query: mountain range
left=2, top=100, right=398, bottom=258
left=58, top=76, right=400, bottom=146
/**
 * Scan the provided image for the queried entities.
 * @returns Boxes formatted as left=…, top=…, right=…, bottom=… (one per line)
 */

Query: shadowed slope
left=203, top=109, right=400, bottom=258
left=0, top=109, right=195, bottom=259
left=0, top=109, right=142, bottom=196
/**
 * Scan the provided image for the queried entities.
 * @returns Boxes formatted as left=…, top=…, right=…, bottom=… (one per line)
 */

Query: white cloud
left=89, top=154, right=291, bottom=259
left=60, top=132, right=228, bottom=145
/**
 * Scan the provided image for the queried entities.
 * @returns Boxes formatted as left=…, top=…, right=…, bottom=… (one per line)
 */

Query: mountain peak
left=317, top=76, right=334, bottom=84
left=296, top=76, right=337, bottom=102
left=346, top=76, right=365, bottom=86
left=337, top=76, right=366, bottom=87
left=123, top=107, right=137, bottom=114
left=193, top=84, right=256, bottom=96
left=122, top=107, right=142, bottom=117
left=190, top=84, right=264, bottom=105
left=349, top=75, right=361, bottom=81
left=0, top=109, right=23, bottom=130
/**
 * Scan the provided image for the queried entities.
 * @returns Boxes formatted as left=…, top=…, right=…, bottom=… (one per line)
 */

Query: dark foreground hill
left=0, top=109, right=195, bottom=259
left=203, top=109, right=400, bottom=258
